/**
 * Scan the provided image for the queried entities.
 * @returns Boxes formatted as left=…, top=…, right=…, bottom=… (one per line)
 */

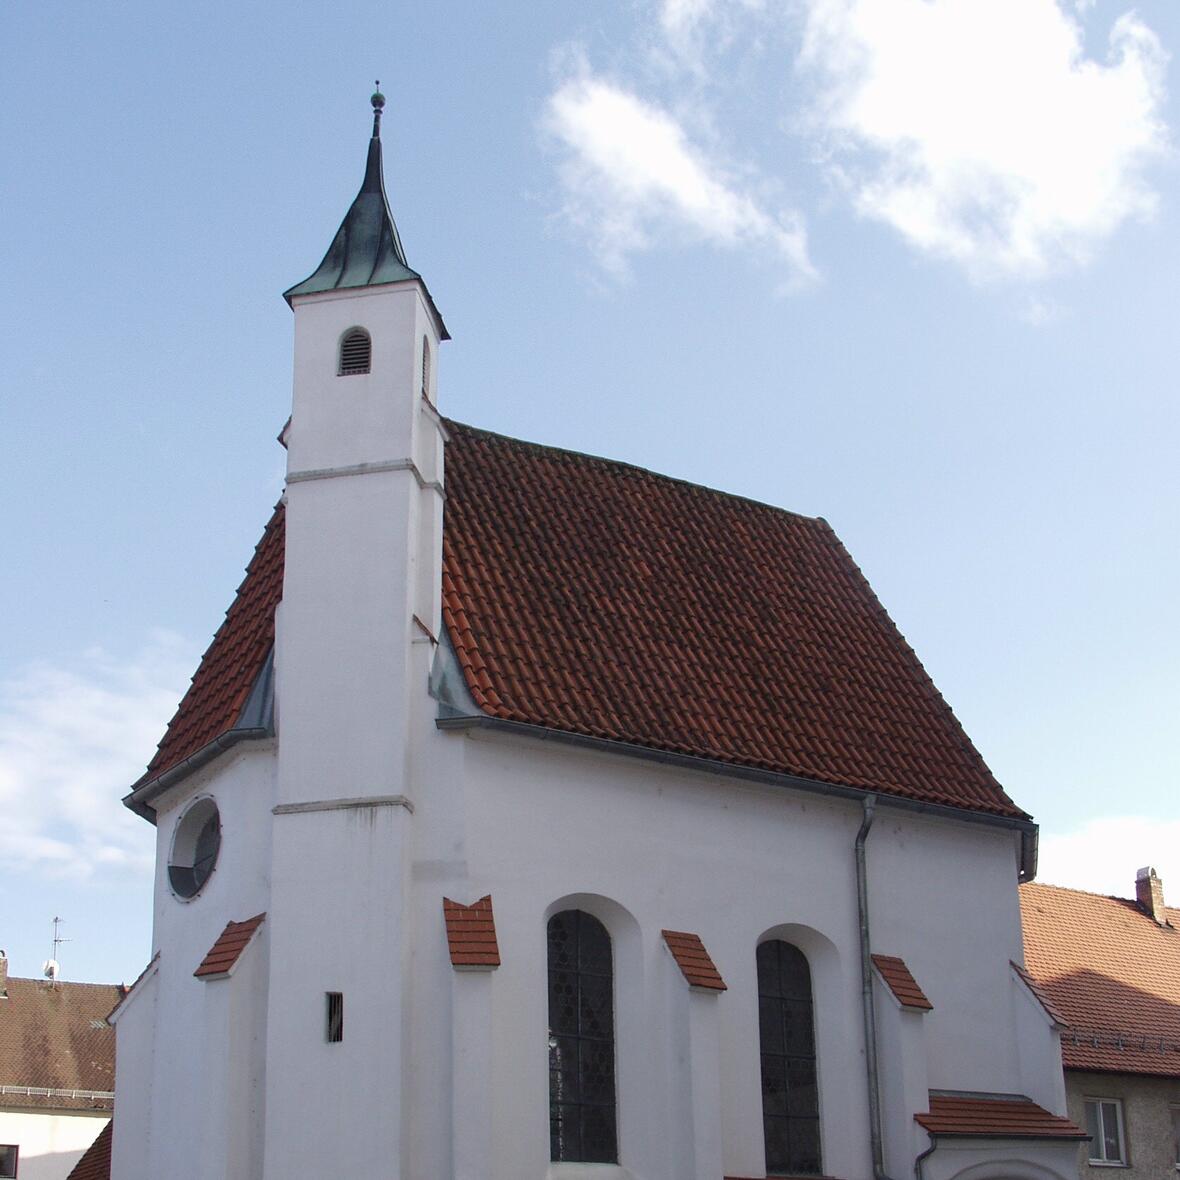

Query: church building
left=107, top=91, right=1087, bottom=1180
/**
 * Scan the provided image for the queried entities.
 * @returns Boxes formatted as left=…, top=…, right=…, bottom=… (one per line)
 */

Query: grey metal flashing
left=272, top=795, right=414, bottom=816
left=434, top=712, right=1039, bottom=875
left=124, top=649, right=276, bottom=822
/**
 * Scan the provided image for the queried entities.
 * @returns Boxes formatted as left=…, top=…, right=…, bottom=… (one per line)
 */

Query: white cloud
left=659, top=0, right=766, bottom=70
left=544, top=68, right=815, bottom=284
left=1037, top=816, right=1180, bottom=898
left=0, top=634, right=195, bottom=879
left=798, top=0, right=1169, bottom=281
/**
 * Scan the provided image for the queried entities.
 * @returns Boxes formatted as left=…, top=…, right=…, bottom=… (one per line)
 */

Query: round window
left=168, top=797, right=221, bottom=898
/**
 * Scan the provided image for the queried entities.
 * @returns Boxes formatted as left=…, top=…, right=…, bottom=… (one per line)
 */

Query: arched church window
left=338, top=327, right=371, bottom=375
left=757, top=939, right=821, bottom=1175
left=421, top=336, right=431, bottom=399
left=548, top=909, right=618, bottom=1163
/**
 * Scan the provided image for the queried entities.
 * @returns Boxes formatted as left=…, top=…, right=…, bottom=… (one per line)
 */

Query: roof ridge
left=442, top=417, right=828, bottom=527
left=7, top=976, right=121, bottom=990
left=1023, top=880, right=1146, bottom=905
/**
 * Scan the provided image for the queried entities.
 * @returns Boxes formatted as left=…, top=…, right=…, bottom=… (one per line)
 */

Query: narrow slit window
left=326, top=991, right=344, bottom=1042
left=421, top=335, right=431, bottom=399
left=339, top=328, right=371, bottom=376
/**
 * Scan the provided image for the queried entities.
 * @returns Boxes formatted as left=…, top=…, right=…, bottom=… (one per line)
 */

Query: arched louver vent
left=339, top=328, right=371, bottom=376
left=421, top=336, right=431, bottom=399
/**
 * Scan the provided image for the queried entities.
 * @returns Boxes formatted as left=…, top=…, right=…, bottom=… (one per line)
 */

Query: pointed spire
left=283, top=87, right=421, bottom=305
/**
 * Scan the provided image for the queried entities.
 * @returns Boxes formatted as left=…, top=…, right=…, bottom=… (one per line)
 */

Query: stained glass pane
left=758, top=940, right=821, bottom=1176
left=548, top=910, right=618, bottom=1163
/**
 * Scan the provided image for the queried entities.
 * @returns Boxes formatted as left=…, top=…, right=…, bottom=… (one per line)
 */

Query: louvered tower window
left=421, top=336, right=431, bottom=399
left=339, top=328, right=371, bottom=375
left=757, top=940, right=821, bottom=1175
left=548, top=910, right=618, bottom=1163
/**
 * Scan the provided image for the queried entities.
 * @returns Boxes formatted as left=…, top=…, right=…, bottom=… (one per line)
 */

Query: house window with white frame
left=1084, top=1097, right=1126, bottom=1166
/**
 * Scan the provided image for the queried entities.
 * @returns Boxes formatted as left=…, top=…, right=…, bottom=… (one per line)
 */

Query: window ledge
left=547, top=1165, right=635, bottom=1180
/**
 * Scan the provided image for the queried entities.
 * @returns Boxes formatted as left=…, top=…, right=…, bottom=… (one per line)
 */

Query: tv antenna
left=43, top=916, right=70, bottom=986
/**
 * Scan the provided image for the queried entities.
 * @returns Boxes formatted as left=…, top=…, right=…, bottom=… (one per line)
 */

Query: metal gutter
left=855, top=796, right=900, bottom=1180
left=435, top=713, right=1039, bottom=873
left=913, top=1136, right=938, bottom=1180
left=123, top=727, right=271, bottom=822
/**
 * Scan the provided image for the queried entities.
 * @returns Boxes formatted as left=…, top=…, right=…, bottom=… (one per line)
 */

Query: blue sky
left=2, top=0, right=1178, bottom=985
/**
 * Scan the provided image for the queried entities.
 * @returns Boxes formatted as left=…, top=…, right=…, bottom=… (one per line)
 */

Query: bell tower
left=263, top=87, right=448, bottom=1180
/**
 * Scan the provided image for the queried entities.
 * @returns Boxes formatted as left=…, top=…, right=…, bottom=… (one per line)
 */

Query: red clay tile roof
left=134, top=504, right=284, bottom=791
left=0, top=976, right=120, bottom=1111
left=136, top=421, right=1027, bottom=820
left=662, top=930, right=726, bottom=991
left=1010, top=960, right=1067, bottom=1027
left=915, top=1094, right=1086, bottom=1138
left=193, top=914, right=266, bottom=979
left=443, top=896, right=501, bottom=969
left=872, top=953, right=932, bottom=1010
left=1020, top=881, right=1180, bottom=1076
left=65, top=1120, right=112, bottom=1180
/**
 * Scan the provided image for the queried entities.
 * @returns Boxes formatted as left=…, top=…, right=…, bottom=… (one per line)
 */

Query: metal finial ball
left=371, top=83, right=385, bottom=111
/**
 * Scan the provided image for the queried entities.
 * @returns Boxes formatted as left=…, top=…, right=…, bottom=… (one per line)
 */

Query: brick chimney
left=1136, top=866, right=1168, bottom=925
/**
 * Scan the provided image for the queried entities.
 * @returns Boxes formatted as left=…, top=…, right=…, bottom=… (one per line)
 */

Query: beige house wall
left=1066, top=1069, right=1180, bottom=1177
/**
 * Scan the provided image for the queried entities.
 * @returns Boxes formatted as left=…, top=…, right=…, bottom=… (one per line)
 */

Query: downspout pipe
left=855, top=794, right=903, bottom=1180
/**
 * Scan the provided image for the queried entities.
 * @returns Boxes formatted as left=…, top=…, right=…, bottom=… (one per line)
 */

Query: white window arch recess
left=338, top=327, right=371, bottom=376
left=421, top=335, right=432, bottom=400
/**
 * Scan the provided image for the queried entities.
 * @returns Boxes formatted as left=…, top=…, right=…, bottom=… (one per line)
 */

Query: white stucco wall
left=396, top=716, right=1053, bottom=1180
left=0, top=1109, right=108, bottom=1180
left=112, top=743, right=275, bottom=1180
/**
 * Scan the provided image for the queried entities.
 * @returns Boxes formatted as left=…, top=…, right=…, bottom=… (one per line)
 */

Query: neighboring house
left=63, top=1125, right=110, bottom=1180
left=105, top=92, right=1085, bottom=1180
left=0, top=953, right=119, bottom=1180
left=1022, top=868, right=1180, bottom=1177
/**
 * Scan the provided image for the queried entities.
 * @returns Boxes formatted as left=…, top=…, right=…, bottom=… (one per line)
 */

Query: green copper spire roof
left=284, top=87, right=448, bottom=335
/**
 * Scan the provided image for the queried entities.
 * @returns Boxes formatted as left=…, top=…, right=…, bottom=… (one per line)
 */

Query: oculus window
left=168, top=797, right=221, bottom=899
left=548, top=909, right=618, bottom=1163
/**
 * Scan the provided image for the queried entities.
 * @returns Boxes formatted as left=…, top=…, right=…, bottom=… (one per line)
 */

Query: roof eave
left=283, top=274, right=450, bottom=341
left=436, top=712, right=1039, bottom=848
left=124, top=726, right=271, bottom=823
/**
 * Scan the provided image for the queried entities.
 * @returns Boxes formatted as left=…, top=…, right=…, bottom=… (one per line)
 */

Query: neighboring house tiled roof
left=1021, top=881, right=1180, bottom=1076
left=194, top=914, right=266, bottom=979
left=0, top=976, right=120, bottom=1111
left=134, top=504, right=284, bottom=791
left=134, top=420, right=1026, bottom=821
left=662, top=930, right=726, bottom=991
left=915, top=1094, right=1087, bottom=1139
left=65, top=1119, right=112, bottom=1180
left=442, top=896, right=501, bottom=969
left=871, top=953, right=932, bottom=1010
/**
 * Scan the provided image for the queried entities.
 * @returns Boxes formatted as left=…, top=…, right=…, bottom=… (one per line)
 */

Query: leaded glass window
left=548, top=909, right=618, bottom=1163
left=758, top=940, right=821, bottom=1175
